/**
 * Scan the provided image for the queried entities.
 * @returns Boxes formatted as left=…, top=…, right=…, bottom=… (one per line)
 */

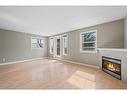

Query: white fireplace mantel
left=98, top=48, right=127, bottom=83
left=98, top=48, right=127, bottom=52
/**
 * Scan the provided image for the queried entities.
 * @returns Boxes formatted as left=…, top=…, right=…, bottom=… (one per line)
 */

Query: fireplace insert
left=102, top=56, right=121, bottom=80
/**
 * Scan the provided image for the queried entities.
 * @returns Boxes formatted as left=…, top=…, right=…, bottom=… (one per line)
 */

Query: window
left=50, top=37, right=54, bottom=54
left=31, top=37, right=44, bottom=49
left=80, top=30, right=97, bottom=53
left=63, top=34, right=68, bottom=55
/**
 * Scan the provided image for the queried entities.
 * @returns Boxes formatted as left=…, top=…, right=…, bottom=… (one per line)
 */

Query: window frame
left=80, top=30, right=97, bottom=53
left=49, top=37, right=54, bottom=54
left=62, top=34, right=68, bottom=56
left=31, top=37, right=44, bottom=49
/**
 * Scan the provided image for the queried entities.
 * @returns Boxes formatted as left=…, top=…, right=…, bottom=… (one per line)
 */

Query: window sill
left=80, top=50, right=98, bottom=53
left=63, top=54, right=68, bottom=56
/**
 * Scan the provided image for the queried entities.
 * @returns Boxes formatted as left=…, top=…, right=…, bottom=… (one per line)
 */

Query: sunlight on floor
left=48, top=60, right=63, bottom=64
left=67, top=70, right=96, bottom=89
left=48, top=60, right=57, bottom=63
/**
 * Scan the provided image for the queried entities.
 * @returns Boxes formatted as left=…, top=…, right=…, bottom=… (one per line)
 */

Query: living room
left=0, top=2, right=127, bottom=95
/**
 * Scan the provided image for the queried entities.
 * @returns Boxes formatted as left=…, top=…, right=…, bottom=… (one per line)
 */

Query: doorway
left=56, top=38, right=60, bottom=57
left=55, top=36, right=61, bottom=58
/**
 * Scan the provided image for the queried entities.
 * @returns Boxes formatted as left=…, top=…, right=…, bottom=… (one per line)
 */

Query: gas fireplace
left=102, top=56, right=121, bottom=80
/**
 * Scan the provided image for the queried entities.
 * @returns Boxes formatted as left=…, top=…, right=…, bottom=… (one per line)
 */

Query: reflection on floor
left=67, top=71, right=96, bottom=89
left=0, top=59, right=127, bottom=89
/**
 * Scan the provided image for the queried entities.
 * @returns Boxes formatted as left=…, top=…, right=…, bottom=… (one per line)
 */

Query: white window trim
left=31, top=37, right=44, bottom=50
left=62, top=34, right=68, bottom=56
left=49, top=37, right=54, bottom=54
left=80, top=30, right=97, bottom=53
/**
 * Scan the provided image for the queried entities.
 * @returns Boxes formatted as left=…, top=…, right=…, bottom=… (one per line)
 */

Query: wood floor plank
left=0, top=59, right=127, bottom=89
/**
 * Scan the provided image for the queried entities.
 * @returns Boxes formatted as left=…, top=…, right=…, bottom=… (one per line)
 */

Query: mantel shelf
left=98, top=48, right=127, bottom=52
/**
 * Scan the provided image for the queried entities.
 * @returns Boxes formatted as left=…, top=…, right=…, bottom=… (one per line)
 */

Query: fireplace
left=102, top=56, right=121, bottom=80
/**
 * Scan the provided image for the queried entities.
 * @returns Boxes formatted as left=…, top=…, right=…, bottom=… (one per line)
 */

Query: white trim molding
left=62, top=33, right=68, bottom=56
left=55, top=58, right=100, bottom=69
left=0, top=57, right=48, bottom=65
left=0, top=57, right=100, bottom=69
left=49, top=37, right=54, bottom=55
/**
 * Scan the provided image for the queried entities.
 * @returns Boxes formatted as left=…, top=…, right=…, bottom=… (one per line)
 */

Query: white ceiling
left=0, top=6, right=127, bottom=36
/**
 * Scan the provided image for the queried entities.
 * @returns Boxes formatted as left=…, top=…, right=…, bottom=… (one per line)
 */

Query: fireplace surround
left=102, top=56, right=121, bottom=80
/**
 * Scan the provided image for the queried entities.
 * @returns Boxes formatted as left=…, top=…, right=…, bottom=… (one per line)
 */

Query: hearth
left=102, top=56, right=121, bottom=80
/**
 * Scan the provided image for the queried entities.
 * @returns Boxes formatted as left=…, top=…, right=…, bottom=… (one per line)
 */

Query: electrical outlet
left=2, top=58, right=6, bottom=62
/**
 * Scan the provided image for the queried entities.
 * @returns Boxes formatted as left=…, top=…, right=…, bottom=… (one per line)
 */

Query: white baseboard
left=0, top=57, right=48, bottom=65
left=55, top=58, right=100, bottom=69
left=1, top=57, right=100, bottom=69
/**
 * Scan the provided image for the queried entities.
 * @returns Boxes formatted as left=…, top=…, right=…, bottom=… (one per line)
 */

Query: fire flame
left=108, top=64, right=114, bottom=69
left=107, top=63, right=119, bottom=72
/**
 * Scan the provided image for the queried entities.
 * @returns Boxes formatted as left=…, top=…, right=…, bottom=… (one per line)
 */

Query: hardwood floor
left=0, top=59, right=127, bottom=89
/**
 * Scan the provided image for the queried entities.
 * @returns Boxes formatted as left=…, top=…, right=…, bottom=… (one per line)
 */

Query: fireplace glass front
left=102, top=56, right=121, bottom=80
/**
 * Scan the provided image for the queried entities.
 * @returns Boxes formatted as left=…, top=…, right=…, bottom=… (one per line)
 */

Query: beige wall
left=48, top=19, right=124, bottom=66
left=0, top=32, right=3, bottom=63
left=0, top=29, right=48, bottom=63
left=0, top=19, right=124, bottom=66
left=125, top=16, right=127, bottom=48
